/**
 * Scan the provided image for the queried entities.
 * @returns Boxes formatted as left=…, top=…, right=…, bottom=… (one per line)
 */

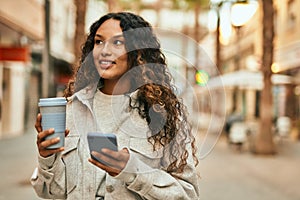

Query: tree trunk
left=107, top=0, right=121, bottom=12
left=216, top=15, right=221, bottom=74
left=194, top=3, right=200, bottom=69
left=253, top=0, right=276, bottom=154
left=74, top=0, right=87, bottom=68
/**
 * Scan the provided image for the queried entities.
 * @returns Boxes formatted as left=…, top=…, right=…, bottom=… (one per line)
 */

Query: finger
left=35, top=113, right=42, bottom=133
left=91, top=151, right=118, bottom=167
left=108, top=172, right=118, bottom=177
left=92, top=151, right=127, bottom=170
left=88, top=158, right=120, bottom=175
left=65, top=129, right=70, bottom=137
left=122, top=148, right=129, bottom=153
left=91, top=151, right=112, bottom=164
left=39, top=147, right=64, bottom=158
left=39, top=136, right=60, bottom=150
left=101, top=148, right=129, bottom=162
left=37, top=128, right=55, bottom=143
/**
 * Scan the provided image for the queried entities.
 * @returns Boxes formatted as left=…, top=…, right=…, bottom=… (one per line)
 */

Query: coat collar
left=68, top=83, right=98, bottom=103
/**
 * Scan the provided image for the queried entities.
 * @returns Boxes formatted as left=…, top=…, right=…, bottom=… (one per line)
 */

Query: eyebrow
left=94, top=34, right=124, bottom=39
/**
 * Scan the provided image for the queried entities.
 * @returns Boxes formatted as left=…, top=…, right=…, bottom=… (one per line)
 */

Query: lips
left=98, top=60, right=116, bottom=69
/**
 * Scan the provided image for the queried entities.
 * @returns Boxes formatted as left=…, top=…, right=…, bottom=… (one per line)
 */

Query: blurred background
left=0, top=0, right=300, bottom=199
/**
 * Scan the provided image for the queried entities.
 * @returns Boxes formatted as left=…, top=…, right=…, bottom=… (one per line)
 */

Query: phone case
left=87, top=132, right=118, bottom=165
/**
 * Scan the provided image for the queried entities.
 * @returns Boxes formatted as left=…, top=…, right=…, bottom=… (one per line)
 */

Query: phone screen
left=87, top=132, right=118, bottom=164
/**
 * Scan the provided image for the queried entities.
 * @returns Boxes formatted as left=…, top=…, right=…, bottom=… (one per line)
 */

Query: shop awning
left=207, top=70, right=294, bottom=90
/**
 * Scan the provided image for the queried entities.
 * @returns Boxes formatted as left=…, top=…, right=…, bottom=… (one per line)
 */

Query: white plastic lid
left=38, top=97, right=67, bottom=107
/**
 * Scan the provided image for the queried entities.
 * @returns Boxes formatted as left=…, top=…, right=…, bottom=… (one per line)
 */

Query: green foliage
left=171, top=0, right=210, bottom=9
left=98, top=0, right=210, bottom=11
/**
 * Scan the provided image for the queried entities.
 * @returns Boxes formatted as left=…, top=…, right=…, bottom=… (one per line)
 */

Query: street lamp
left=230, top=0, right=258, bottom=27
left=209, top=0, right=258, bottom=115
left=229, top=0, right=258, bottom=115
left=209, top=0, right=258, bottom=73
left=230, top=0, right=258, bottom=71
left=218, top=0, right=259, bottom=47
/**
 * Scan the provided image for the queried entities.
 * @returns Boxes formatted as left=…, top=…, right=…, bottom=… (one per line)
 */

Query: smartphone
left=87, top=132, right=118, bottom=164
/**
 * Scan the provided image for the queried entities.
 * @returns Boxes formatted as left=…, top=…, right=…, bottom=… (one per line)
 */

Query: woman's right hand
left=35, top=113, right=69, bottom=158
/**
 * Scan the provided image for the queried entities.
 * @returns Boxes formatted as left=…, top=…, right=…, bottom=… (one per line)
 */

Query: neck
left=100, top=78, right=131, bottom=95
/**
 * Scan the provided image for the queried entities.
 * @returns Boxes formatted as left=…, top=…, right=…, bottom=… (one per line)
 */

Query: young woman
left=32, top=12, right=199, bottom=199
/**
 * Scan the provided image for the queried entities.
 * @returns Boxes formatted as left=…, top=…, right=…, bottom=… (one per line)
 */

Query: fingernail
left=101, top=148, right=108, bottom=153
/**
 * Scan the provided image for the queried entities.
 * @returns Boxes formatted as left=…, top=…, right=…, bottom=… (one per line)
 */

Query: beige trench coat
left=31, top=84, right=200, bottom=199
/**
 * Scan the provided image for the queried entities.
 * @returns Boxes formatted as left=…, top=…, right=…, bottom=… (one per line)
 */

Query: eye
left=94, top=39, right=103, bottom=45
left=113, top=39, right=124, bottom=46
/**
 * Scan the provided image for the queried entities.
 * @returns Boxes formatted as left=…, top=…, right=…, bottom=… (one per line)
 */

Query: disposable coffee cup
left=38, top=97, right=67, bottom=149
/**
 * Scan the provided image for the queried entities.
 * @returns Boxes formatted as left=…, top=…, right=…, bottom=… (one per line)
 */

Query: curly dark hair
left=64, top=12, right=198, bottom=173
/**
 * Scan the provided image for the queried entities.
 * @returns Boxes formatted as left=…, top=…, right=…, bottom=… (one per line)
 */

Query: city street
left=0, top=128, right=40, bottom=200
left=0, top=128, right=300, bottom=200
left=1, top=0, right=300, bottom=200
left=197, top=132, right=300, bottom=200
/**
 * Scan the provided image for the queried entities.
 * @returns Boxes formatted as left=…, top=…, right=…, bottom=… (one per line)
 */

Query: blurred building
left=273, top=0, right=300, bottom=122
left=0, top=0, right=74, bottom=139
left=4, top=0, right=299, bottom=140
left=204, top=0, right=300, bottom=137
left=216, top=1, right=262, bottom=120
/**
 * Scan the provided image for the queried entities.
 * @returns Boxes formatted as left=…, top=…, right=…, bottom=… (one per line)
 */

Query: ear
left=137, top=51, right=145, bottom=65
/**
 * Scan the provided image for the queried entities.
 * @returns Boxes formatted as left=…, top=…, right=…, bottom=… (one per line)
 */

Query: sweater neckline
left=94, top=89, right=133, bottom=104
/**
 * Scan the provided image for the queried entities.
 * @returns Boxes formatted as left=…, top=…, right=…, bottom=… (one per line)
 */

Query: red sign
left=56, top=75, right=72, bottom=84
left=0, top=47, right=29, bottom=62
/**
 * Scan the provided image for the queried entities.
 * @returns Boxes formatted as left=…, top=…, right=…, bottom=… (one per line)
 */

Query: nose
left=101, top=41, right=112, bottom=57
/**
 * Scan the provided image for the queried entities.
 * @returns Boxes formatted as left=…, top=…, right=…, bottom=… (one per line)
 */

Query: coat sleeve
left=30, top=102, right=75, bottom=199
left=114, top=145, right=200, bottom=200
left=30, top=153, right=67, bottom=199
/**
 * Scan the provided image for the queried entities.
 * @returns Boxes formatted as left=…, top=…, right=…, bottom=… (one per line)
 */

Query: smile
left=99, top=60, right=116, bottom=69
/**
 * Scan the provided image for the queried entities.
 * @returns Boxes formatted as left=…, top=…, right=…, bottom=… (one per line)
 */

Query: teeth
left=100, top=61, right=113, bottom=65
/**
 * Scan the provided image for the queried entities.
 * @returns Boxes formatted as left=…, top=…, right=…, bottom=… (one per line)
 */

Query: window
left=287, top=0, right=296, bottom=30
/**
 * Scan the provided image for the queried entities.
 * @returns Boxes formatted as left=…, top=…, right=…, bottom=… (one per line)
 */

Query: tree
left=171, top=0, right=209, bottom=83
left=61, top=0, right=88, bottom=96
left=252, top=0, right=276, bottom=154
left=74, top=0, right=88, bottom=67
left=106, top=0, right=121, bottom=12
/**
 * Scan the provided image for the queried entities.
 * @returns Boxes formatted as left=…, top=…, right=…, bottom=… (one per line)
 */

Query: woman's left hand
left=88, top=148, right=130, bottom=176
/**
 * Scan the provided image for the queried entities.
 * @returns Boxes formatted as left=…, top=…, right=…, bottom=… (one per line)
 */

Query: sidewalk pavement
left=0, top=128, right=300, bottom=200
left=0, top=128, right=40, bottom=200
left=197, top=132, right=300, bottom=200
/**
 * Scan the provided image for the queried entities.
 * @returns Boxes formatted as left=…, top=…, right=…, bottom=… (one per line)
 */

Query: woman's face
left=93, top=19, right=128, bottom=81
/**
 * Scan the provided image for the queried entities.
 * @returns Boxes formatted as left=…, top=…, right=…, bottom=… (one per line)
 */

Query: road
left=197, top=132, right=300, bottom=200
left=0, top=128, right=300, bottom=200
